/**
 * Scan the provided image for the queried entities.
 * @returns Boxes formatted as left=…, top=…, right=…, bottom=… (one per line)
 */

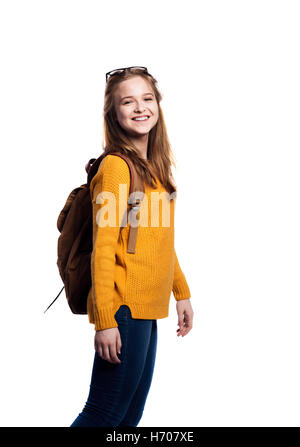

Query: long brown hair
left=101, top=68, right=177, bottom=195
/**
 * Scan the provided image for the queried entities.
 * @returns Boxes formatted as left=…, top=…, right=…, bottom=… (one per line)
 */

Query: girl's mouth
left=132, top=116, right=150, bottom=121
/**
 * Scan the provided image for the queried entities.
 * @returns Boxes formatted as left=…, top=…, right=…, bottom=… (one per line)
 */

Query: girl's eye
left=123, top=98, right=153, bottom=105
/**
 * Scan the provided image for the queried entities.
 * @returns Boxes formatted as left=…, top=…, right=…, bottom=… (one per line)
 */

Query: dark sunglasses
left=106, top=66, right=148, bottom=82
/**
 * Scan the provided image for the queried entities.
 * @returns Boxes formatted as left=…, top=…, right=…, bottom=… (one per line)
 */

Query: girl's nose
left=134, top=104, right=146, bottom=112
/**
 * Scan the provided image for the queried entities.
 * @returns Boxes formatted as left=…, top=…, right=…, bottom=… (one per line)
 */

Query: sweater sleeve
left=90, top=154, right=130, bottom=330
left=172, top=249, right=191, bottom=301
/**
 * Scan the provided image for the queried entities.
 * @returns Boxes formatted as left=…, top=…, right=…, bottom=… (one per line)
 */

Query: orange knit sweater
left=87, top=154, right=191, bottom=331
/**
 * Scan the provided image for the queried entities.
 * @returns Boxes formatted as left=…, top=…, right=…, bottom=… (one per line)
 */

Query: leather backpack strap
left=86, top=152, right=145, bottom=254
left=110, top=152, right=145, bottom=254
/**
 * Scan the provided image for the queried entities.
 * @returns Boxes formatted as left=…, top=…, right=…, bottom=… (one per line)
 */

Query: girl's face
left=114, top=76, right=159, bottom=138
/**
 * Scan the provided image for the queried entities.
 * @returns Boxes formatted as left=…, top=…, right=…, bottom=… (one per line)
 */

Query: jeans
left=70, top=304, right=158, bottom=427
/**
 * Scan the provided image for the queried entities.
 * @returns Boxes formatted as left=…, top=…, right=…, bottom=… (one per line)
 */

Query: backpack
left=44, top=151, right=145, bottom=315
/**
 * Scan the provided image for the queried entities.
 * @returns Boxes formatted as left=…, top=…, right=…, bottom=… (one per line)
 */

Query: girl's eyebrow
left=120, top=92, right=154, bottom=102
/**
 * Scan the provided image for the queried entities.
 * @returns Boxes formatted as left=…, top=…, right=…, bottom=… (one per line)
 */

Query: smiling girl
left=70, top=66, right=193, bottom=427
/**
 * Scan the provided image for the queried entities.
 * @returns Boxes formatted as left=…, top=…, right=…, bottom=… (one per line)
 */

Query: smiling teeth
left=133, top=116, right=149, bottom=121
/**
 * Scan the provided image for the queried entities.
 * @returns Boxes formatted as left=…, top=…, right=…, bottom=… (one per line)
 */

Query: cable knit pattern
left=87, top=154, right=191, bottom=330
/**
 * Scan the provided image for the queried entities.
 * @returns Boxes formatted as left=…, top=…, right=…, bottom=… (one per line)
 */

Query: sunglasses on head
left=105, top=66, right=149, bottom=82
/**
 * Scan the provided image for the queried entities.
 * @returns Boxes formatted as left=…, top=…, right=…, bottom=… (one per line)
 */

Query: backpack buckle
left=129, top=198, right=141, bottom=212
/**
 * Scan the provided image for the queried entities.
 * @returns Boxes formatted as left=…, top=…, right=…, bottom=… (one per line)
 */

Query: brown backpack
left=44, top=152, right=145, bottom=315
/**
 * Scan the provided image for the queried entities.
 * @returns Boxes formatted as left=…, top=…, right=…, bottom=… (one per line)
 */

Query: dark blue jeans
left=70, top=305, right=158, bottom=427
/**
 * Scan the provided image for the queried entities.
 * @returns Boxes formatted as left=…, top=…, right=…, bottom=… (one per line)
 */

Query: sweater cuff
left=93, top=305, right=118, bottom=331
left=173, top=279, right=191, bottom=301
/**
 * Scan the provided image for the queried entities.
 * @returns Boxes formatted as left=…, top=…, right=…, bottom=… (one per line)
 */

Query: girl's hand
left=94, top=327, right=122, bottom=364
left=176, top=299, right=194, bottom=337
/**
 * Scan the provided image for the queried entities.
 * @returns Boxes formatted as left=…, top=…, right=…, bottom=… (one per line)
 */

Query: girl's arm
left=90, top=155, right=130, bottom=331
left=172, top=249, right=191, bottom=301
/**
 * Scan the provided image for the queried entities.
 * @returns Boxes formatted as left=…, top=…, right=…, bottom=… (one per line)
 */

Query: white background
left=0, top=0, right=299, bottom=427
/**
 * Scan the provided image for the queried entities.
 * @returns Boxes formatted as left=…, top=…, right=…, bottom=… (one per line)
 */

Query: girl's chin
left=126, top=127, right=151, bottom=136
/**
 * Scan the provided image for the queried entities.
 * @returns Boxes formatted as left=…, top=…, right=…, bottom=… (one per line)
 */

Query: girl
left=70, top=66, right=193, bottom=427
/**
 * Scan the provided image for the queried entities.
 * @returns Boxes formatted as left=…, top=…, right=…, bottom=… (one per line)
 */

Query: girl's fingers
left=177, top=317, right=193, bottom=336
